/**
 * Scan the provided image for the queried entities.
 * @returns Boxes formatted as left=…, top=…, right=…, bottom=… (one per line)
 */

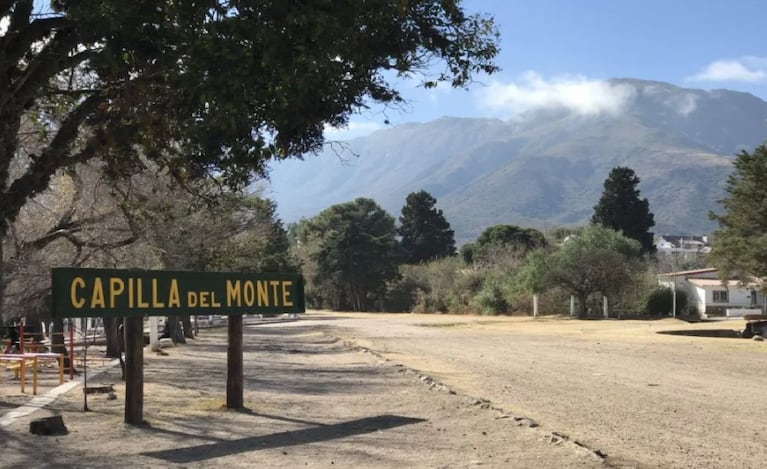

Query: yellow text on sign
left=226, top=280, right=293, bottom=307
left=70, top=276, right=182, bottom=310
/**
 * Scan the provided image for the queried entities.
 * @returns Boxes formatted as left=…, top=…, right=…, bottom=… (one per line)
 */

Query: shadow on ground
left=142, top=414, right=426, bottom=463
left=657, top=329, right=743, bottom=338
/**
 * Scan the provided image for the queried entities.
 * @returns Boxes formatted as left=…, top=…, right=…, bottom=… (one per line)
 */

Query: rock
left=753, top=335, right=764, bottom=341
left=29, top=415, right=68, bottom=436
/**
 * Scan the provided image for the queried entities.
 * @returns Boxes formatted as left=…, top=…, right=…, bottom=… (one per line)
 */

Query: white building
left=656, top=235, right=710, bottom=255
left=657, top=268, right=765, bottom=318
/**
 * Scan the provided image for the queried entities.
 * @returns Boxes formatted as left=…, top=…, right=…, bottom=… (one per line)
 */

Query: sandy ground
left=1, top=312, right=765, bottom=468
left=314, top=312, right=767, bottom=469
left=0, top=316, right=606, bottom=469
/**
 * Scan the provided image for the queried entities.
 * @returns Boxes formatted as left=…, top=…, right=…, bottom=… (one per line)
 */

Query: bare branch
left=2, top=92, right=104, bottom=225
left=10, top=27, right=80, bottom=109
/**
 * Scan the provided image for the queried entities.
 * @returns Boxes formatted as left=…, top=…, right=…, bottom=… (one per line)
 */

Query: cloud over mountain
left=687, top=56, right=767, bottom=83
left=477, top=72, right=636, bottom=116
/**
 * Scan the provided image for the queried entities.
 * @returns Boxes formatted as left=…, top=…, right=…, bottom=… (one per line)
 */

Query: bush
left=645, top=287, right=687, bottom=316
left=446, top=270, right=484, bottom=313
left=384, top=276, right=425, bottom=312
left=472, top=280, right=509, bottom=315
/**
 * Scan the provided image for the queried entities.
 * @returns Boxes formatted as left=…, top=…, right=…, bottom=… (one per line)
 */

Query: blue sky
left=327, top=0, right=767, bottom=140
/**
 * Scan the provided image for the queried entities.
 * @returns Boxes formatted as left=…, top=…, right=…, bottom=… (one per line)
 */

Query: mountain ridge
left=267, top=79, right=767, bottom=244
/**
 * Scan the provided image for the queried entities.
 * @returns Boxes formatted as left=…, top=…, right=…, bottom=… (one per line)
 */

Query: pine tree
left=398, top=190, right=456, bottom=264
left=302, top=198, right=400, bottom=311
left=708, top=144, right=767, bottom=285
left=592, top=167, right=656, bottom=255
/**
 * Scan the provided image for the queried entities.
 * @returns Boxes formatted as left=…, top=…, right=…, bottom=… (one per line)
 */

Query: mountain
left=266, top=79, right=767, bottom=244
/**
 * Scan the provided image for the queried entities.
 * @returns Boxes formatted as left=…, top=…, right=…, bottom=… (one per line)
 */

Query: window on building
left=712, top=290, right=728, bottom=303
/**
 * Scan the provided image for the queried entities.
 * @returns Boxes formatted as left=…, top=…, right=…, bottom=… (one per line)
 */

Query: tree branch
left=1, top=92, right=104, bottom=226
left=2, top=16, right=74, bottom=69
left=0, top=1, right=15, bottom=17
left=11, top=27, right=81, bottom=109
left=8, top=0, right=32, bottom=34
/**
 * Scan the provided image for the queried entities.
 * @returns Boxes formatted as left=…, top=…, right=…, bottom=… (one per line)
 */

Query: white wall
left=693, top=286, right=706, bottom=313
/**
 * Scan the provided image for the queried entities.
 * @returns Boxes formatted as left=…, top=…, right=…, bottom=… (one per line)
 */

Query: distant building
left=655, top=235, right=710, bottom=255
left=657, top=268, right=765, bottom=318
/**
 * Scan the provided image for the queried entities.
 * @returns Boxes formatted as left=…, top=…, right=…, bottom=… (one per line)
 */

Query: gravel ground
left=0, top=317, right=605, bottom=468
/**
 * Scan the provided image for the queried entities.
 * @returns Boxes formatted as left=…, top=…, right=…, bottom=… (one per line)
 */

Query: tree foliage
left=0, top=1, right=499, bottom=230
left=398, top=190, right=455, bottom=263
left=592, top=166, right=656, bottom=255
left=544, top=224, right=642, bottom=315
left=462, top=224, right=546, bottom=264
left=0, top=0, right=499, bottom=314
left=297, top=198, right=399, bottom=311
left=709, top=144, right=767, bottom=290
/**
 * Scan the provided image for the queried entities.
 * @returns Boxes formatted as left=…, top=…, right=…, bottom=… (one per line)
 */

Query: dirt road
left=2, top=312, right=765, bottom=468
left=305, top=312, right=767, bottom=469
left=0, top=317, right=604, bottom=468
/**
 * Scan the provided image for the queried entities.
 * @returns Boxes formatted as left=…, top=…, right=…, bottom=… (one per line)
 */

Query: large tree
left=298, top=198, right=399, bottom=311
left=0, top=0, right=499, bottom=313
left=124, top=178, right=297, bottom=341
left=708, top=144, right=767, bottom=294
left=544, top=224, right=642, bottom=315
left=398, top=190, right=455, bottom=263
left=591, top=166, right=655, bottom=255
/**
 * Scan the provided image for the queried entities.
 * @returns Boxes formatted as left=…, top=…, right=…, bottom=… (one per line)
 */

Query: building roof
left=657, top=267, right=717, bottom=278
left=687, top=278, right=725, bottom=287
left=688, top=278, right=761, bottom=289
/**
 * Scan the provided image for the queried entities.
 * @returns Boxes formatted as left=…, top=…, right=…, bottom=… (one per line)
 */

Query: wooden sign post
left=51, top=268, right=304, bottom=423
left=124, top=315, right=144, bottom=424
left=226, top=314, right=243, bottom=409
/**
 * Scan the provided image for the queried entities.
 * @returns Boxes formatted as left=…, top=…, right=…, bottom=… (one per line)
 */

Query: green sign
left=51, top=268, right=305, bottom=318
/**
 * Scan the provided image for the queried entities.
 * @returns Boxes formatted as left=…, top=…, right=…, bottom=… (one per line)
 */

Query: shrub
left=446, top=270, right=484, bottom=313
left=645, top=287, right=687, bottom=316
left=472, top=280, right=509, bottom=315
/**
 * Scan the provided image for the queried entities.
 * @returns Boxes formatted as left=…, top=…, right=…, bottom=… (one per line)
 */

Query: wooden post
left=124, top=316, right=144, bottom=425
left=227, top=314, right=244, bottom=409
left=570, top=296, right=575, bottom=317
left=603, top=296, right=609, bottom=319
left=533, top=294, right=539, bottom=318
left=68, top=321, right=74, bottom=380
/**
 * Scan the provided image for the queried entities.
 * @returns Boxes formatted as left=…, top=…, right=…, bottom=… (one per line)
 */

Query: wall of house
left=692, top=286, right=706, bottom=314
left=701, top=286, right=757, bottom=316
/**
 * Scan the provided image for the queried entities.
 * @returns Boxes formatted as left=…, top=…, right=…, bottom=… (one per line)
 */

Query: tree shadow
left=142, top=414, right=426, bottom=463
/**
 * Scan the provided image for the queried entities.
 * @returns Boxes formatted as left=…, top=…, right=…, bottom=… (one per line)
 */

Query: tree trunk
left=50, top=318, right=74, bottom=372
left=182, top=316, right=194, bottom=339
left=0, top=232, right=5, bottom=322
left=577, top=293, right=588, bottom=318
left=103, top=317, right=122, bottom=357
left=167, top=316, right=186, bottom=344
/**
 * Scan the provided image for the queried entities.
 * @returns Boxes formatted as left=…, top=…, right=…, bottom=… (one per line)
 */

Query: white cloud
left=687, top=57, right=767, bottom=83
left=674, top=93, right=698, bottom=116
left=476, top=72, right=636, bottom=116
left=324, top=121, right=383, bottom=141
